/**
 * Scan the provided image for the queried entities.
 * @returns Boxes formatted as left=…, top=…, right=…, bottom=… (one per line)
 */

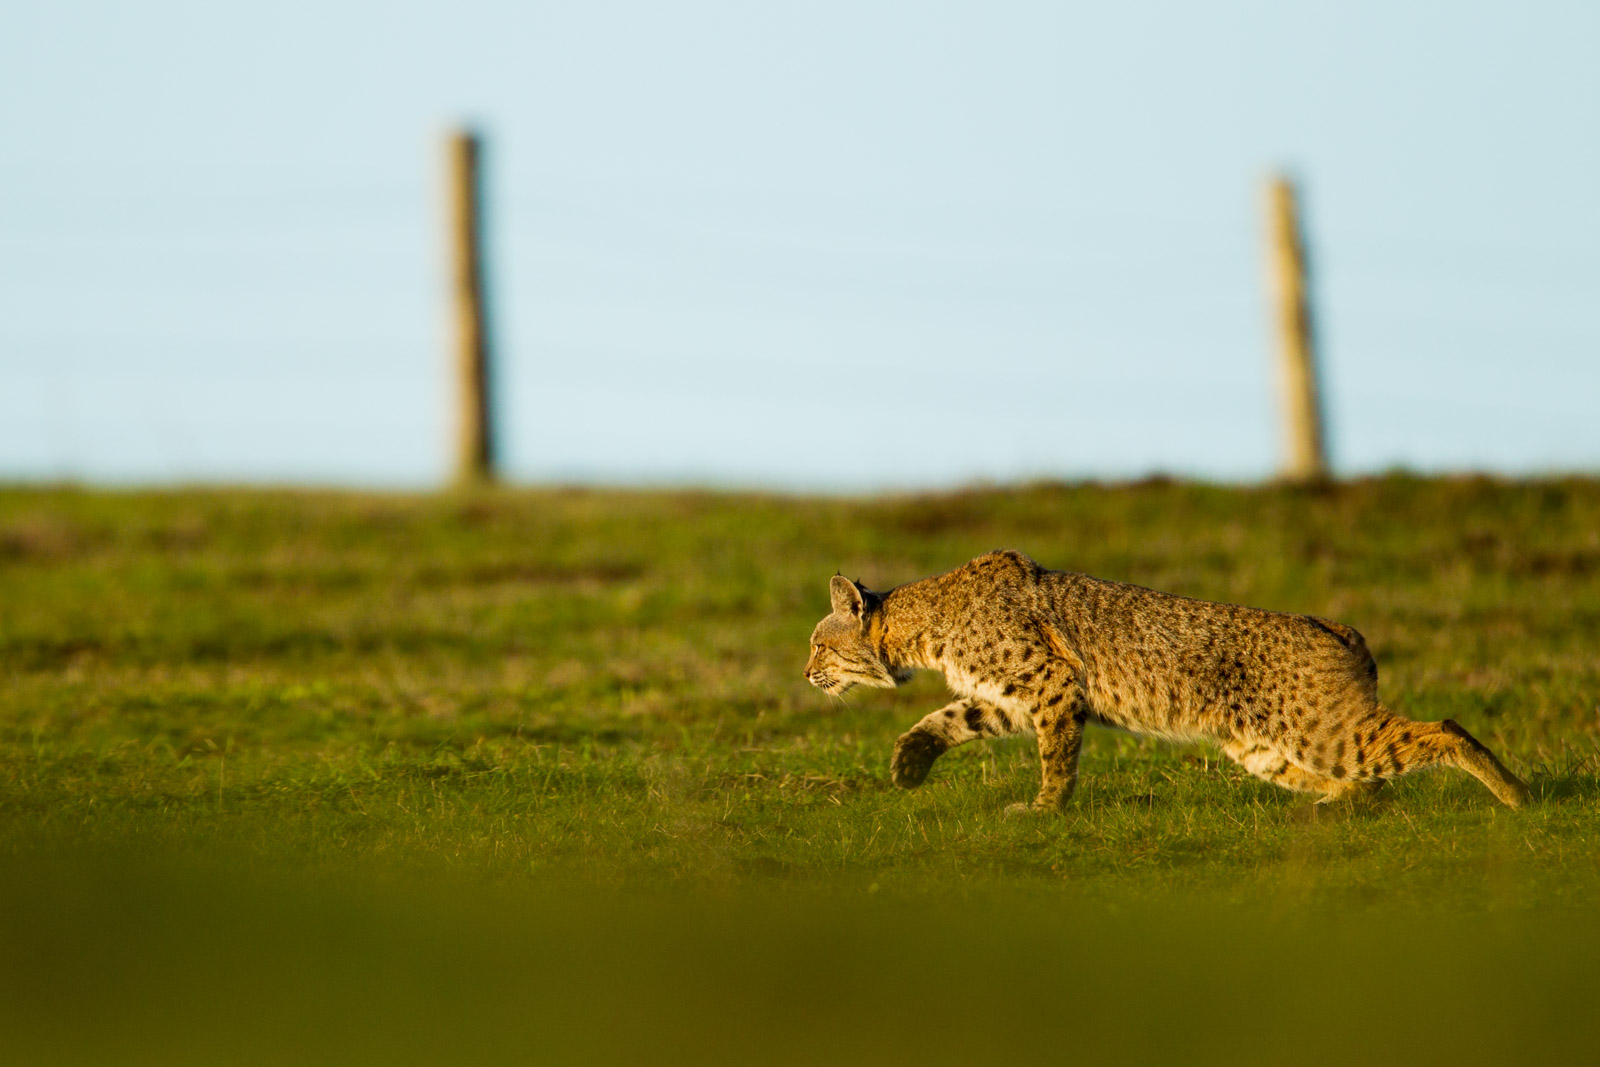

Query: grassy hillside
left=3, top=477, right=1599, bottom=1062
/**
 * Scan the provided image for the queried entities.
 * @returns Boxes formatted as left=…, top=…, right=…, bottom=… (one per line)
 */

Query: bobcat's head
left=804, top=575, right=907, bottom=695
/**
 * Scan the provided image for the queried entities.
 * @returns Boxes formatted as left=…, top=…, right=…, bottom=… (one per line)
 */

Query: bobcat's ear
left=830, top=574, right=865, bottom=618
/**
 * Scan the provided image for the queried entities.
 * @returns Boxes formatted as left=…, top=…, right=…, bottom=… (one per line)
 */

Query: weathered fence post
left=447, top=128, right=496, bottom=485
left=1265, top=173, right=1329, bottom=482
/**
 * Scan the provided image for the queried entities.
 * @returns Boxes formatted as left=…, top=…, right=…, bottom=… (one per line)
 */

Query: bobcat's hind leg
left=891, top=698, right=1019, bottom=789
left=1221, top=739, right=1380, bottom=804
left=1360, top=714, right=1530, bottom=809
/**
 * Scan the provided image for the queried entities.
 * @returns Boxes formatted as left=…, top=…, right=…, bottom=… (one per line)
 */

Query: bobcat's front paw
left=890, top=730, right=948, bottom=789
left=1004, top=791, right=1072, bottom=816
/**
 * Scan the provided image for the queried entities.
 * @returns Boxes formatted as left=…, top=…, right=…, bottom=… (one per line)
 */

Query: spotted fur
left=803, top=551, right=1529, bottom=812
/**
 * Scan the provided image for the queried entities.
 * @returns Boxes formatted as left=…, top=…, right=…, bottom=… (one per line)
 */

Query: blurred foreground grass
left=8, top=848, right=1600, bottom=1066
left=3, top=477, right=1600, bottom=1063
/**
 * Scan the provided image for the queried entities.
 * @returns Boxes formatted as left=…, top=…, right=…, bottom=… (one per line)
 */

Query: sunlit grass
left=3, top=478, right=1599, bottom=1062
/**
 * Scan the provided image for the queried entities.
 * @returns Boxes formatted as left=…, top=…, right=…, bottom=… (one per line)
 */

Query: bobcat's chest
left=939, top=656, right=1031, bottom=715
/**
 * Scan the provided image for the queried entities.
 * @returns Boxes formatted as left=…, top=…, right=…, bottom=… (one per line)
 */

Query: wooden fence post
left=448, top=128, right=496, bottom=485
left=1265, top=173, right=1329, bottom=482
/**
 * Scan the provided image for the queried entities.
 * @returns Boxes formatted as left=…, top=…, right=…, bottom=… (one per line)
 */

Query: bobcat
left=803, top=550, right=1529, bottom=812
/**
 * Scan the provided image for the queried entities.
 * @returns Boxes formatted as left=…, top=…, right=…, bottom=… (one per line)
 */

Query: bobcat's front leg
left=1007, top=686, right=1090, bottom=814
left=891, top=698, right=1016, bottom=788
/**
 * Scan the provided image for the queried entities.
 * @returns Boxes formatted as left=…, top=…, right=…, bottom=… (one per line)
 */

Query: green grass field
left=4, top=477, right=1600, bottom=1063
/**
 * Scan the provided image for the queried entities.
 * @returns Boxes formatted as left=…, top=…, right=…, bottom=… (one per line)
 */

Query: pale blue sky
left=2, top=1, right=1596, bottom=488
